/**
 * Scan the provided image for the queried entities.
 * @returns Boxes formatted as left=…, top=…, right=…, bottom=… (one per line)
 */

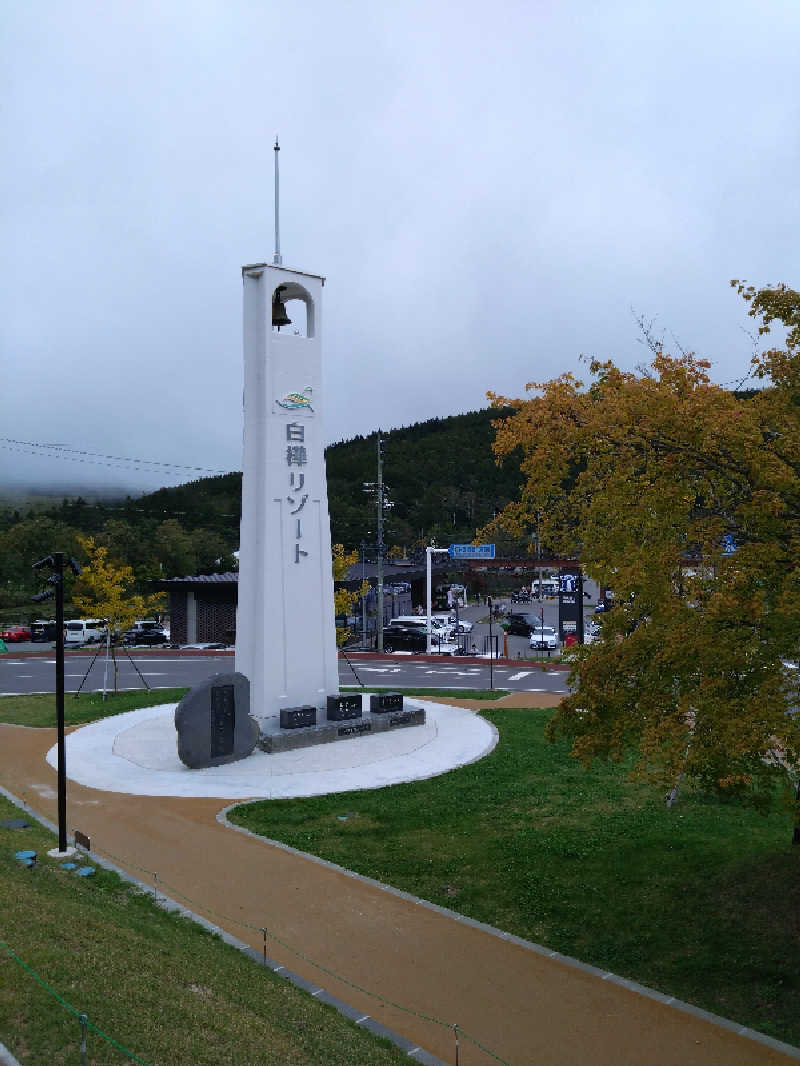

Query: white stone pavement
left=46, top=700, right=497, bottom=800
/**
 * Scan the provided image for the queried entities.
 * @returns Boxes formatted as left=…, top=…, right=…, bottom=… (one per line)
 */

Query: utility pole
left=376, top=432, right=385, bottom=653
left=360, top=540, right=367, bottom=649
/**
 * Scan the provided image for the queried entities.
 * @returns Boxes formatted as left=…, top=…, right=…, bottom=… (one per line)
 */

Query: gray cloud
left=3, top=0, right=799, bottom=493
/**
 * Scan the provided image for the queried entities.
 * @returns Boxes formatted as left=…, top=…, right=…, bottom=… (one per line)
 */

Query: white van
left=64, top=619, right=107, bottom=646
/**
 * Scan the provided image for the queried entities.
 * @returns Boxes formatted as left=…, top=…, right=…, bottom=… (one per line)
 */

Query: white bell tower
left=235, top=142, right=339, bottom=726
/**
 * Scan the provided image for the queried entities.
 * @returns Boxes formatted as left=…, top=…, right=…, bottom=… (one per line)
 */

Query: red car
left=1, top=625, right=31, bottom=643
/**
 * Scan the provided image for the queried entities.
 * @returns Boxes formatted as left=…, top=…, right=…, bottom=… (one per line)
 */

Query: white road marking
left=507, top=671, right=532, bottom=681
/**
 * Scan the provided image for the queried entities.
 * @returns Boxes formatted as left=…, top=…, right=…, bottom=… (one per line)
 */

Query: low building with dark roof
left=155, top=573, right=239, bottom=646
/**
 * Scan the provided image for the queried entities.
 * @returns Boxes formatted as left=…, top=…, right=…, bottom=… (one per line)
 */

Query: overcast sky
left=3, top=1, right=799, bottom=496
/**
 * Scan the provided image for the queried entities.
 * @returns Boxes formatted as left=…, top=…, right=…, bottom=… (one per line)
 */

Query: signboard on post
left=448, top=544, right=495, bottom=559
left=558, top=568, right=584, bottom=644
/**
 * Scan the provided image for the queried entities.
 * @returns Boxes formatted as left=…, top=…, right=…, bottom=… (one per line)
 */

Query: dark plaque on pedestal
left=326, top=694, right=362, bottom=721
left=175, top=672, right=257, bottom=768
left=280, top=705, right=317, bottom=729
left=370, top=692, right=404, bottom=714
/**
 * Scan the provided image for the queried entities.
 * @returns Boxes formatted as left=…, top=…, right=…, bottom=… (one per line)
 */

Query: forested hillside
left=0, top=407, right=524, bottom=611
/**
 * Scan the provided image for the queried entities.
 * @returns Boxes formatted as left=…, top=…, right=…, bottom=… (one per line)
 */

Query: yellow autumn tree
left=72, top=536, right=165, bottom=690
left=481, top=283, right=800, bottom=822
left=332, top=543, right=368, bottom=647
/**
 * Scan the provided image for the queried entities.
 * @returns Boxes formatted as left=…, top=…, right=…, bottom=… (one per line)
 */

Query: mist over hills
left=0, top=408, right=526, bottom=608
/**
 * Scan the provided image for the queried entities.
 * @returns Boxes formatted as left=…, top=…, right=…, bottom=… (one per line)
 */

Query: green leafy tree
left=481, top=283, right=800, bottom=830
left=0, top=517, right=83, bottom=606
left=153, top=519, right=198, bottom=577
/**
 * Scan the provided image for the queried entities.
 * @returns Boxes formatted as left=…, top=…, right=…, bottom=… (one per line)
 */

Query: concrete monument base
left=259, top=704, right=426, bottom=753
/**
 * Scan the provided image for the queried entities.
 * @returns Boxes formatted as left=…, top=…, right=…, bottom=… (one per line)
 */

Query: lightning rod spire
left=273, top=135, right=282, bottom=265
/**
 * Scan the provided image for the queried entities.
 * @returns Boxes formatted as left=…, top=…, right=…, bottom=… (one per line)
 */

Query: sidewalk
left=0, top=699, right=797, bottom=1066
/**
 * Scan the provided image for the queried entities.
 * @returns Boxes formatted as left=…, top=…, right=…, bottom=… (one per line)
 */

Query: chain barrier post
left=79, top=1012, right=88, bottom=1066
left=454, top=1022, right=460, bottom=1066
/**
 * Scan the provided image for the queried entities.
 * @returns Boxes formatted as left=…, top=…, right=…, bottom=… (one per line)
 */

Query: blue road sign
left=448, top=543, right=496, bottom=559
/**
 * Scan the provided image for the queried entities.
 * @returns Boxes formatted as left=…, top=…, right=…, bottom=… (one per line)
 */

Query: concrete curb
left=0, top=1041, right=23, bottom=1066
left=217, top=804, right=800, bottom=1063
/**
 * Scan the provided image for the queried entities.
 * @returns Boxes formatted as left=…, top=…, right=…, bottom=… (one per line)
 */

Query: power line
left=0, top=438, right=233, bottom=478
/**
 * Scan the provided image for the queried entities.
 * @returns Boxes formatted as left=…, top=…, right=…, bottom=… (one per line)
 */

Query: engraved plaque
left=280, top=705, right=317, bottom=729
left=326, top=694, right=362, bottom=721
left=370, top=692, right=404, bottom=714
left=210, top=684, right=235, bottom=757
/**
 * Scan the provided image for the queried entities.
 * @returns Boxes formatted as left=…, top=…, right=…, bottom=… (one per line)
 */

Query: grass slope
left=229, top=706, right=800, bottom=1047
left=0, top=795, right=408, bottom=1066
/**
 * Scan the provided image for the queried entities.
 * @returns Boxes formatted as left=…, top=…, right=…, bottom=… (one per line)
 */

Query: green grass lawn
left=229, top=706, right=800, bottom=1047
left=0, top=689, right=189, bottom=728
left=0, top=688, right=501, bottom=730
left=0, top=794, right=409, bottom=1066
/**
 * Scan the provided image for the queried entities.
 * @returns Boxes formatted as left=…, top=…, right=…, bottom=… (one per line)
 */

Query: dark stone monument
left=369, top=692, right=404, bottom=714
left=174, top=672, right=258, bottom=768
left=259, top=695, right=426, bottom=753
left=326, top=694, right=362, bottom=721
left=280, top=705, right=317, bottom=729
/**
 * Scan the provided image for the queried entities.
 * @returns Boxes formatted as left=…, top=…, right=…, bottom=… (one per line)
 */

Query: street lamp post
left=487, top=595, right=494, bottom=690
left=32, top=551, right=80, bottom=855
left=426, top=546, right=450, bottom=653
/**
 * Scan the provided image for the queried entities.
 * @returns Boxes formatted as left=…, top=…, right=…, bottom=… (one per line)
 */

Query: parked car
left=122, top=627, right=170, bottom=646
left=128, top=619, right=168, bottom=637
left=529, top=625, right=559, bottom=650
left=388, top=616, right=453, bottom=638
left=64, top=619, right=107, bottom=646
left=1, top=624, right=31, bottom=643
left=504, top=613, right=537, bottom=636
left=379, top=626, right=428, bottom=653
left=31, top=620, right=57, bottom=642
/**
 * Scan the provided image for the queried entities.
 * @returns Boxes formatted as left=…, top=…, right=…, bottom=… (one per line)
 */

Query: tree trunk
left=665, top=773, right=684, bottom=808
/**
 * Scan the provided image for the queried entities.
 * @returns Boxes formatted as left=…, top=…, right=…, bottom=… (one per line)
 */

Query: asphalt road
left=0, top=647, right=569, bottom=697
left=0, top=599, right=577, bottom=697
left=0, top=651, right=236, bottom=696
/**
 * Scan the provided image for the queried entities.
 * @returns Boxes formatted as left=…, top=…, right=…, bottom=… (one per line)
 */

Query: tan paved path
left=1, top=701, right=797, bottom=1066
